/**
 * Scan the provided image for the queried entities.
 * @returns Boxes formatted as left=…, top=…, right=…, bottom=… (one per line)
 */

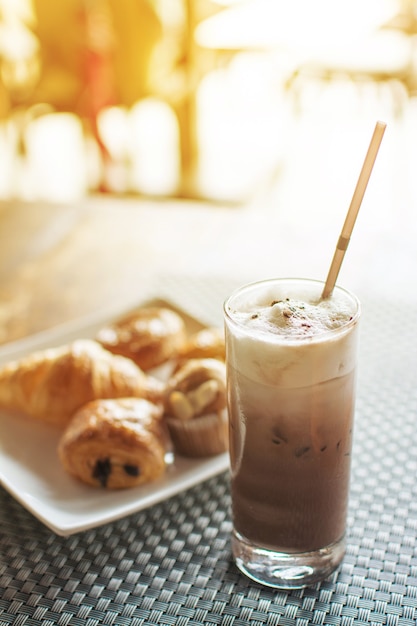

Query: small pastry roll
left=58, top=398, right=170, bottom=489
left=179, top=327, right=225, bottom=361
left=96, top=306, right=186, bottom=371
left=164, top=359, right=228, bottom=457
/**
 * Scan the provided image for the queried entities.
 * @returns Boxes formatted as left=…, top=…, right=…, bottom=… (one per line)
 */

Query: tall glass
left=224, top=278, right=360, bottom=588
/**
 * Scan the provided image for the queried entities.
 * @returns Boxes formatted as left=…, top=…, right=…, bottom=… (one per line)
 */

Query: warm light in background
left=0, top=0, right=415, bottom=203
left=197, top=0, right=399, bottom=49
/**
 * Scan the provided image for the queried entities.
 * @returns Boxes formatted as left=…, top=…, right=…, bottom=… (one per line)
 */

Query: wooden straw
left=321, top=120, right=386, bottom=299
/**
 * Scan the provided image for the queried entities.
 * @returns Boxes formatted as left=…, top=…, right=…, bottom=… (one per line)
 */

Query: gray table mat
left=1, top=274, right=417, bottom=625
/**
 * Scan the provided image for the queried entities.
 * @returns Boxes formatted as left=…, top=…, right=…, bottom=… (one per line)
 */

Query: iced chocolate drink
left=224, top=278, right=360, bottom=588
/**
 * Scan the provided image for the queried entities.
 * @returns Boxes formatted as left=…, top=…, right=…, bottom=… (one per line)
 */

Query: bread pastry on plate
left=178, top=327, right=225, bottom=361
left=58, top=397, right=171, bottom=488
left=0, top=339, right=164, bottom=427
left=96, top=306, right=186, bottom=371
left=164, top=358, right=228, bottom=457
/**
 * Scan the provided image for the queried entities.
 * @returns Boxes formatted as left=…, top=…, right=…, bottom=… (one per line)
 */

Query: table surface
left=1, top=268, right=416, bottom=625
left=1, top=120, right=417, bottom=626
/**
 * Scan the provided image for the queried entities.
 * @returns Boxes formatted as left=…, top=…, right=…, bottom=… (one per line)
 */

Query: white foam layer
left=225, top=281, right=360, bottom=388
left=231, top=296, right=353, bottom=337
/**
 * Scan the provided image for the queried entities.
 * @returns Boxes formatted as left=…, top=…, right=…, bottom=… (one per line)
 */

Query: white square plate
left=0, top=299, right=229, bottom=536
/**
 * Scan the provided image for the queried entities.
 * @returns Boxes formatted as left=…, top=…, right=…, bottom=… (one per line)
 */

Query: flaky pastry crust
left=179, top=327, right=225, bottom=361
left=58, top=398, right=169, bottom=488
left=96, top=306, right=186, bottom=370
left=0, top=339, right=164, bottom=426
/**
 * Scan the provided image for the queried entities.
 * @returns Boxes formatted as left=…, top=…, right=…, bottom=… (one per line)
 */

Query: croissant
left=96, top=306, right=186, bottom=370
left=58, top=398, right=170, bottom=489
left=0, top=339, right=165, bottom=427
left=178, top=327, right=225, bottom=361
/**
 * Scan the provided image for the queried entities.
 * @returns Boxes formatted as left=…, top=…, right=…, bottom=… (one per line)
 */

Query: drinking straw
left=321, top=121, right=386, bottom=299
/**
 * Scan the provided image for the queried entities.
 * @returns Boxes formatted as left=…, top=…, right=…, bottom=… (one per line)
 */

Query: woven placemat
left=1, top=275, right=417, bottom=625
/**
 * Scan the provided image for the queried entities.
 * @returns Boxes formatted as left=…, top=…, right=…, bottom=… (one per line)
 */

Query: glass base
left=232, top=530, right=345, bottom=589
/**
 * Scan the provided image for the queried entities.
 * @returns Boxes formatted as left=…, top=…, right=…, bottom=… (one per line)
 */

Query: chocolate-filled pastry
left=0, top=339, right=164, bottom=427
left=96, top=306, right=186, bottom=371
left=58, top=398, right=170, bottom=488
left=164, top=358, right=228, bottom=457
left=179, top=327, right=225, bottom=361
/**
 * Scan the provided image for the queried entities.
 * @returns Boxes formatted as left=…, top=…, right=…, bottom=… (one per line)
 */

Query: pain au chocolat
left=58, top=397, right=171, bottom=489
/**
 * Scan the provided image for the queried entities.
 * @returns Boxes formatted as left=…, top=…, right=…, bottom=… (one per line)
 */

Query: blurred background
left=1, top=0, right=417, bottom=344
left=1, top=0, right=417, bottom=204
